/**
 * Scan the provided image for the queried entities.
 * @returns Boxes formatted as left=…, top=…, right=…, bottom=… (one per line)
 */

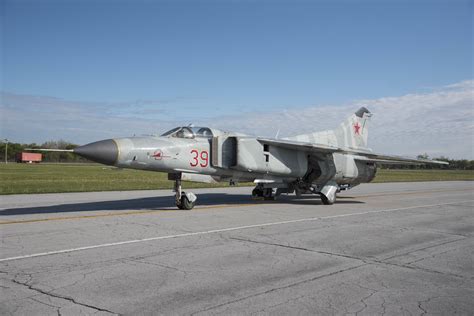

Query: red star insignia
left=353, top=122, right=361, bottom=135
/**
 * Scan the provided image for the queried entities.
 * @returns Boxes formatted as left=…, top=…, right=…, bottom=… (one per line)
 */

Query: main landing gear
left=174, top=179, right=197, bottom=210
left=252, top=185, right=276, bottom=200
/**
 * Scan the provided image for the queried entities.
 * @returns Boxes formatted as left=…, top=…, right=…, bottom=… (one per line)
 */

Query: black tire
left=252, top=188, right=263, bottom=198
left=263, top=188, right=275, bottom=200
left=180, top=194, right=195, bottom=210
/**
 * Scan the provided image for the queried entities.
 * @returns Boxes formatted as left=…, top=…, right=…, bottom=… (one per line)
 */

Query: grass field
left=0, top=163, right=473, bottom=195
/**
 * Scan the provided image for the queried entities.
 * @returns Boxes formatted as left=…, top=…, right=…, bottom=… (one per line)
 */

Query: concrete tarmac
left=0, top=181, right=473, bottom=315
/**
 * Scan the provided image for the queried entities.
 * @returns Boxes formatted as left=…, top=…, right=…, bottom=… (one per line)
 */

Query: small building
left=16, top=152, right=42, bottom=163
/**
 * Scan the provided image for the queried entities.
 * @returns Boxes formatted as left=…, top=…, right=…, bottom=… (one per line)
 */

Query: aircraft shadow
left=0, top=193, right=364, bottom=216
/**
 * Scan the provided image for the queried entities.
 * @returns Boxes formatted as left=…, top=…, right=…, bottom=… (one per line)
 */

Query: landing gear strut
left=173, top=178, right=196, bottom=210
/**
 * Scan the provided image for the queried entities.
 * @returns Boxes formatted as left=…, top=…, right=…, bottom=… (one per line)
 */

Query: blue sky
left=3, top=0, right=472, bottom=110
left=1, top=0, right=473, bottom=158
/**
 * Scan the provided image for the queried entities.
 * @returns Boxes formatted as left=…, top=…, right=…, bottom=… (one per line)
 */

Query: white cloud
left=1, top=80, right=473, bottom=159
left=198, top=80, right=474, bottom=159
left=0, top=93, right=175, bottom=143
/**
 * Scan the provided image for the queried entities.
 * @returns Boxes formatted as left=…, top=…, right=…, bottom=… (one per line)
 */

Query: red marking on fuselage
left=152, top=150, right=163, bottom=160
left=190, top=149, right=209, bottom=168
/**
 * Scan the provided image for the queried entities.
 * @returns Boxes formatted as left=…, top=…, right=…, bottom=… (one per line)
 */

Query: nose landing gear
left=171, top=175, right=197, bottom=210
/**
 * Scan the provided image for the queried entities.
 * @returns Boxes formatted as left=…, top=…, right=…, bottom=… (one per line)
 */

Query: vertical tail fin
left=334, top=107, right=371, bottom=150
left=287, top=107, right=372, bottom=150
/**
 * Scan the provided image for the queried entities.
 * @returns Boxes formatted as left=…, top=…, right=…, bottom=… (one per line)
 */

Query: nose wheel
left=174, top=179, right=196, bottom=210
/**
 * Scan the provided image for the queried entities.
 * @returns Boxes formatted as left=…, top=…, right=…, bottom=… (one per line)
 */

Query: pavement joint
left=229, top=236, right=368, bottom=263
left=381, top=236, right=467, bottom=261
left=229, top=236, right=469, bottom=280
left=190, top=264, right=365, bottom=315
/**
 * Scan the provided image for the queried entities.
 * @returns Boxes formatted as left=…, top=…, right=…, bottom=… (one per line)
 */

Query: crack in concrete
left=418, top=301, right=428, bottom=315
left=229, top=237, right=369, bottom=263
left=190, top=264, right=364, bottom=315
left=404, top=248, right=454, bottom=265
left=11, top=277, right=119, bottom=315
left=355, top=220, right=472, bottom=238
left=254, top=294, right=306, bottom=313
left=124, top=258, right=189, bottom=278
left=380, top=296, right=387, bottom=316
left=381, top=237, right=467, bottom=261
left=354, top=289, right=377, bottom=316
left=229, top=236, right=468, bottom=279
left=416, top=296, right=437, bottom=316
left=381, top=260, right=466, bottom=279
left=29, top=297, right=62, bottom=315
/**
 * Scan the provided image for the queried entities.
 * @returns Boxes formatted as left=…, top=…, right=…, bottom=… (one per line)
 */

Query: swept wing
left=257, top=138, right=448, bottom=165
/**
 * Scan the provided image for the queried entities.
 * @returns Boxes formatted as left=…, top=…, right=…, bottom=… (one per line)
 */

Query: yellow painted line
left=0, top=203, right=263, bottom=225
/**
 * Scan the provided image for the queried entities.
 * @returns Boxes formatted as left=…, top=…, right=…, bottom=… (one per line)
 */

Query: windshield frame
left=160, top=127, right=181, bottom=137
left=161, top=126, right=213, bottom=139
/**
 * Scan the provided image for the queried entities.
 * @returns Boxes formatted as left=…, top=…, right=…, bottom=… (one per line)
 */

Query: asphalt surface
left=0, top=181, right=473, bottom=315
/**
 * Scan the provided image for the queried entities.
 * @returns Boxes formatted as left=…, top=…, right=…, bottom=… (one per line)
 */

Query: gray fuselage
left=104, top=132, right=376, bottom=189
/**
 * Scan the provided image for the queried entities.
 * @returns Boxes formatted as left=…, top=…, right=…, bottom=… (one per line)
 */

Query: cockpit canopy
left=161, top=126, right=214, bottom=139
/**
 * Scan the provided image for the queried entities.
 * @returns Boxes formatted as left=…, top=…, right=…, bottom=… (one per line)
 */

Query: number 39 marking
left=190, top=150, right=209, bottom=168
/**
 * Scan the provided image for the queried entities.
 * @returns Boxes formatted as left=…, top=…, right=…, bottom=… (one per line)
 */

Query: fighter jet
left=36, top=107, right=447, bottom=209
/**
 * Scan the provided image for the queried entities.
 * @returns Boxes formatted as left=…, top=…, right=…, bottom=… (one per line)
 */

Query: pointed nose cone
left=74, top=139, right=118, bottom=165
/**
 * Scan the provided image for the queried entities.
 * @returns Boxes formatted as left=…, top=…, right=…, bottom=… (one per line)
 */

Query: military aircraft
left=34, top=107, right=447, bottom=209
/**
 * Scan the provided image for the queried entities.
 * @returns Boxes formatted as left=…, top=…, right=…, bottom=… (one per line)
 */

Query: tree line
left=0, top=140, right=473, bottom=169
left=379, top=154, right=474, bottom=170
left=0, top=140, right=88, bottom=163
left=381, top=157, right=474, bottom=170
